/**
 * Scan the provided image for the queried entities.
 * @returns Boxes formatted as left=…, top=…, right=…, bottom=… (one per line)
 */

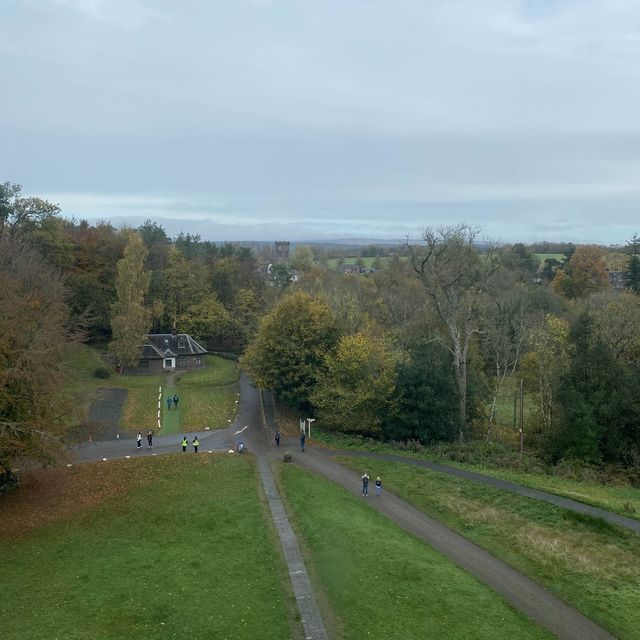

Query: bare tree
left=407, top=224, right=498, bottom=439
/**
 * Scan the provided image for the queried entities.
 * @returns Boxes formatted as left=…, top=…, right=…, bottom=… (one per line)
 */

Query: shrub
left=93, top=367, right=111, bottom=379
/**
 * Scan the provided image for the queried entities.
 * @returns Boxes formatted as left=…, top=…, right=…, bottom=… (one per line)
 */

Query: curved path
left=72, top=381, right=622, bottom=640
left=320, top=450, right=640, bottom=534
left=260, top=394, right=616, bottom=640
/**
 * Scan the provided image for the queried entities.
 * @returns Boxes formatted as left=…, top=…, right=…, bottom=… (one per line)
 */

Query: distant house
left=135, top=333, right=207, bottom=374
left=608, top=270, right=629, bottom=290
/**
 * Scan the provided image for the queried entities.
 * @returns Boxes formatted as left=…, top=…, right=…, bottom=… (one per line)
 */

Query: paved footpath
left=325, top=450, right=640, bottom=534
left=72, top=381, right=624, bottom=640
left=72, top=375, right=329, bottom=640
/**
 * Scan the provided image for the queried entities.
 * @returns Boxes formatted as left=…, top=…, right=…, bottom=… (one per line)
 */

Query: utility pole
left=519, top=379, right=524, bottom=455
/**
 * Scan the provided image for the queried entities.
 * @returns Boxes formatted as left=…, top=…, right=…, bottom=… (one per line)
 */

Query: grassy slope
left=177, top=355, right=240, bottom=430
left=0, top=455, right=299, bottom=640
left=63, top=346, right=239, bottom=434
left=279, top=464, right=551, bottom=640
left=338, top=457, right=640, bottom=640
left=309, top=426, right=640, bottom=520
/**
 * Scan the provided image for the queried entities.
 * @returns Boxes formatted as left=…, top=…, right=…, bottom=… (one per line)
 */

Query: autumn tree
left=520, top=314, right=570, bottom=437
left=407, top=224, right=499, bottom=439
left=177, top=294, right=231, bottom=344
left=0, top=234, right=75, bottom=487
left=291, top=245, right=314, bottom=273
left=110, top=232, right=151, bottom=368
left=552, top=245, right=608, bottom=299
left=310, top=328, right=398, bottom=435
left=241, top=292, right=339, bottom=407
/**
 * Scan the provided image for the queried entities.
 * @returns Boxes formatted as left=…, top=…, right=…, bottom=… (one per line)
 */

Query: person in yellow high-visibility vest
left=192, top=436, right=200, bottom=453
left=181, top=436, right=188, bottom=452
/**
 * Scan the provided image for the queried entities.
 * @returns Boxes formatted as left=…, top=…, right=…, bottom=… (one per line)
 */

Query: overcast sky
left=2, top=0, right=640, bottom=244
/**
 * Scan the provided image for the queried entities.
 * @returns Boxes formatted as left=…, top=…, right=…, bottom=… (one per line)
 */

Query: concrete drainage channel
left=256, top=455, right=328, bottom=640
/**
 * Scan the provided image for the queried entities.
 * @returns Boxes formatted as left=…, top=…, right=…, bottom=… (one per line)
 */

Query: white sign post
left=307, top=418, right=316, bottom=439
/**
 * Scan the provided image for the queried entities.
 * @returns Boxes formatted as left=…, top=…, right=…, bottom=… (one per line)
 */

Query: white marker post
left=306, top=418, right=315, bottom=439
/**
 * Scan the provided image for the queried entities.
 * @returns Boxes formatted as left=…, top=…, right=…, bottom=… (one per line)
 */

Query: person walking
left=136, top=432, right=142, bottom=449
left=147, top=430, right=153, bottom=448
left=192, top=436, right=199, bottom=453
left=300, top=430, right=305, bottom=452
left=173, top=394, right=179, bottom=410
left=274, top=430, right=281, bottom=447
left=167, top=396, right=173, bottom=411
left=181, top=436, right=188, bottom=452
left=375, top=476, right=382, bottom=496
left=362, top=472, right=369, bottom=497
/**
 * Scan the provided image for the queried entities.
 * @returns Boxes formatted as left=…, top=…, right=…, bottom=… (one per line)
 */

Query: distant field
left=0, top=455, right=298, bottom=640
left=325, top=256, right=408, bottom=270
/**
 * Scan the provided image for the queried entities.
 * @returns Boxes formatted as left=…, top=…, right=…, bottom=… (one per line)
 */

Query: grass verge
left=337, top=457, right=640, bottom=640
left=278, top=463, right=551, bottom=640
left=0, top=454, right=300, bottom=640
left=305, top=425, right=640, bottom=520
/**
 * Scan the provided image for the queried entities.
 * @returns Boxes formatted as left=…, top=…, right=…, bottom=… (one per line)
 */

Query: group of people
left=136, top=430, right=153, bottom=449
left=166, top=394, right=180, bottom=411
left=181, top=436, right=199, bottom=452
left=361, top=472, right=382, bottom=497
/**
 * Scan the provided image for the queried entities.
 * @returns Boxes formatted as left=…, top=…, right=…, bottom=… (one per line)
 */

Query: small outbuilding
left=135, top=333, right=207, bottom=374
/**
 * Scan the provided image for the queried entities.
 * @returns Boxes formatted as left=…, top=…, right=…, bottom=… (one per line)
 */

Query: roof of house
left=140, top=334, right=207, bottom=360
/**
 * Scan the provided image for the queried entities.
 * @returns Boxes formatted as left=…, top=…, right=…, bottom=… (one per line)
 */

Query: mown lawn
left=338, top=457, right=640, bottom=640
left=63, top=346, right=239, bottom=434
left=309, top=425, right=640, bottom=521
left=0, top=455, right=300, bottom=640
left=177, top=356, right=240, bottom=431
left=279, top=464, right=551, bottom=640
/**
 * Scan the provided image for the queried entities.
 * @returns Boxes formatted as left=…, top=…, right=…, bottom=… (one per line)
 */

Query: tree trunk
left=452, top=337, right=467, bottom=441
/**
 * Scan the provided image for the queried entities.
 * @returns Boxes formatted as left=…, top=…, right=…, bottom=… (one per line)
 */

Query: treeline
left=242, top=226, right=640, bottom=469
left=2, top=180, right=640, bottom=482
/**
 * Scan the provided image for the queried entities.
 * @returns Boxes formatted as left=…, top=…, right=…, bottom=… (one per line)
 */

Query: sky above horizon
left=2, top=0, right=640, bottom=244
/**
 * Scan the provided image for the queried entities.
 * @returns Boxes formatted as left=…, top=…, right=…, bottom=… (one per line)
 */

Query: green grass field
left=176, top=355, right=240, bottom=430
left=63, top=346, right=239, bottom=434
left=0, top=455, right=299, bottom=640
left=325, top=256, right=408, bottom=270
left=338, top=457, right=640, bottom=640
left=534, top=253, right=565, bottom=264
left=279, top=464, right=551, bottom=640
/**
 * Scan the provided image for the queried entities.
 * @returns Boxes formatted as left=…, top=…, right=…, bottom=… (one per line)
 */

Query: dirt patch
left=0, top=459, right=148, bottom=540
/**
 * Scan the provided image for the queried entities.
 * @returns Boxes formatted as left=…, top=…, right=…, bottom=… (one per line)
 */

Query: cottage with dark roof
left=135, top=333, right=207, bottom=374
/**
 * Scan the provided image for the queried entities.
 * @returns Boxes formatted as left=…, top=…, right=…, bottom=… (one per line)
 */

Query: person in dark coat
left=173, top=394, right=179, bottom=410
left=375, top=476, right=382, bottom=496
left=274, top=430, right=281, bottom=447
left=300, top=431, right=305, bottom=452
left=362, top=472, right=369, bottom=496
left=147, top=430, right=153, bottom=448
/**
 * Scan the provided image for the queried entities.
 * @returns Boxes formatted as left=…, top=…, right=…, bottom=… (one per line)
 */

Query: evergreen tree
left=548, top=313, right=640, bottom=464
left=384, top=342, right=458, bottom=444
left=626, top=233, right=640, bottom=294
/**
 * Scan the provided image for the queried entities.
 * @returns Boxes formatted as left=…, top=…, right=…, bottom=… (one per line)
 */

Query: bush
left=93, top=367, right=111, bottom=379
